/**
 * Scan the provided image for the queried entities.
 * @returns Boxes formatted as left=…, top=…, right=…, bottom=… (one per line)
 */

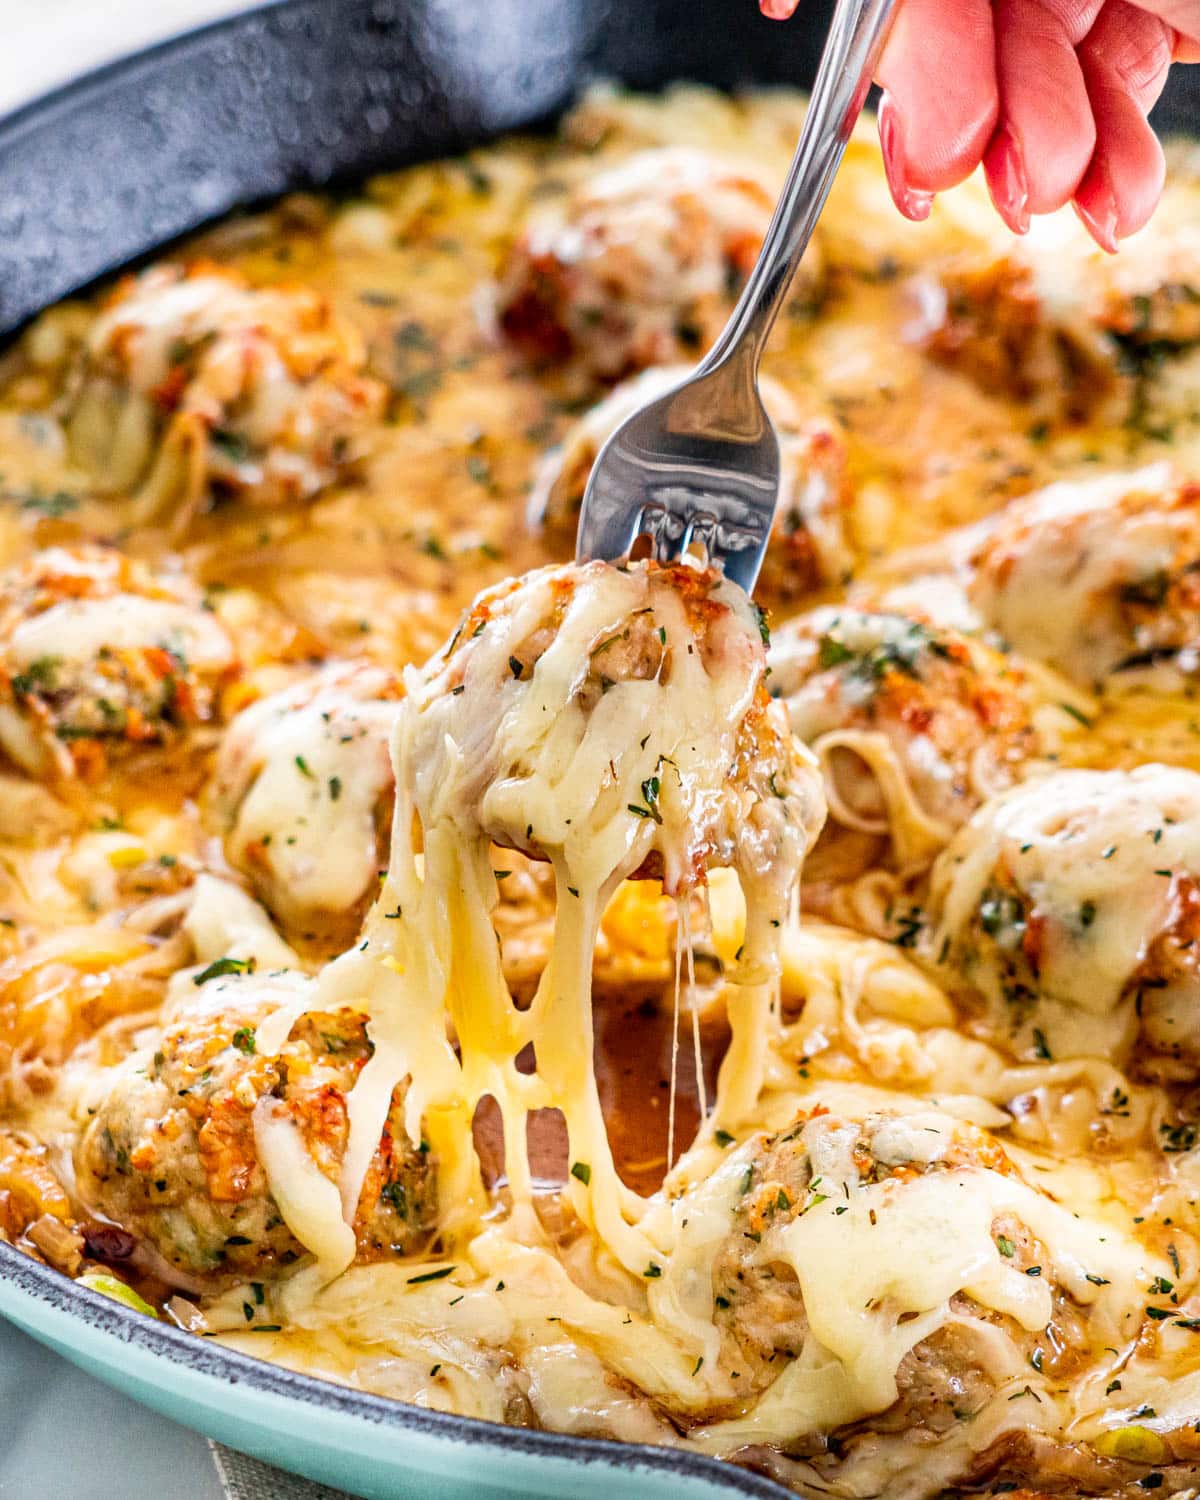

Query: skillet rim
left=0, top=1235, right=791, bottom=1496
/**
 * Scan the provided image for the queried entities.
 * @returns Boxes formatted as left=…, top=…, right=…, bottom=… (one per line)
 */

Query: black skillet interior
left=1, top=0, right=1197, bottom=341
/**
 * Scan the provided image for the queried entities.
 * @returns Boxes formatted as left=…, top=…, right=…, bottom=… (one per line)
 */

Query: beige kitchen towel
left=211, top=1441, right=354, bottom=1500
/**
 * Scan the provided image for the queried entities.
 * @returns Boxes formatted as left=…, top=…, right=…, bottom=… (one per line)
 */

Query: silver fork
left=576, top=0, right=896, bottom=593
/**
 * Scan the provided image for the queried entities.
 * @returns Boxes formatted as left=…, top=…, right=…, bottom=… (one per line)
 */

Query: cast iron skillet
left=1, top=0, right=1196, bottom=338
left=0, top=3, right=1197, bottom=1495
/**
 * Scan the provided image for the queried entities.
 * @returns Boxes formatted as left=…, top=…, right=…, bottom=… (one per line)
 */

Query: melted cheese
left=181, top=873, right=301, bottom=973
left=929, top=764, right=1200, bottom=1057
left=691, top=1108, right=1159, bottom=1451
left=7, top=593, right=232, bottom=673
left=251, top=559, right=822, bottom=1275
left=3, top=83, right=1200, bottom=1497
left=253, top=1098, right=357, bottom=1281
left=966, top=463, right=1186, bottom=686
left=212, top=664, right=398, bottom=929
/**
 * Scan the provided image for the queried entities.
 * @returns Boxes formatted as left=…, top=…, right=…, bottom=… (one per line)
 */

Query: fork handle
left=700, top=0, right=897, bottom=377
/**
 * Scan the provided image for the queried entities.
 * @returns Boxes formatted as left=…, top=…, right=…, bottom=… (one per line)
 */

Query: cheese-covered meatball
left=399, top=559, right=825, bottom=955
left=668, top=1102, right=1154, bottom=1490
left=0, top=545, right=237, bottom=780
left=927, top=765, right=1200, bottom=1070
left=210, top=662, right=402, bottom=939
left=909, top=208, right=1200, bottom=426
left=529, top=366, right=854, bottom=598
left=76, top=970, right=436, bottom=1283
left=1086, top=212, right=1200, bottom=352
left=966, top=465, right=1200, bottom=690
left=769, top=606, right=1040, bottom=871
left=908, top=248, right=1125, bottom=425
left=498, top=148, right=820, bottom=382
left=66, top=262, right=385, bottom=525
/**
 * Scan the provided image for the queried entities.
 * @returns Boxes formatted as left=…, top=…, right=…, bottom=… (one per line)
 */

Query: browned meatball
left=497, top=148, right=821, bottom=383
left=770, top=605, right=1041, bottom=873
left=401, top=558, right=825, bottom=920
left=66, top=261, right=386, bottom=525
left=0, top=544, right=237, bottom=781
left=76, top=972, right=436, bottom=1283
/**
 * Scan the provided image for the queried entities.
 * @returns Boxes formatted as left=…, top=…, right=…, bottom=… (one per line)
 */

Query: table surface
left=0, top=1319, right=225, bottom=1498
left=0, top=15, right=271, bottom=1493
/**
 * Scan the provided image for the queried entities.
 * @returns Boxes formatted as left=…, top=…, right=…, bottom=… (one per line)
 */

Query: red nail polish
left=879, top=95, right=936, bottom=222
left=759, top=0, right=795, bottom=16
left=985, top=125, right=1030, bottom=236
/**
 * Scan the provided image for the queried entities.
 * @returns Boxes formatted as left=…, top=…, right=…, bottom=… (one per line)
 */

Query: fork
left=575, top=0, right=896, bottom=594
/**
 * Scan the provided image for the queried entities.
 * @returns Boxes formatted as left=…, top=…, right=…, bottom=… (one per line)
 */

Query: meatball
left=769, top=606, right=1040, bottom=872
left=926, top=764, right=1200, bottom=1070
left=907, top=246, right=1125, bottom=425
left=908, top=206, right=1200, bottom=426
left=677, top=1100, right=1151, bottom=1481
left=65, top=262, right=386, bottom=525
left=399, top=559, right=825, bottom=955
left=497, top=148, right=821, bottom=382
left=0, top=544, right=237, bottom=780
left=76, top=970, right=436, bottom=1283
left=529, top=365, right=854, bottom=598
left=210, top=662, right=402, bottom=940
left=1086, top=211, right=1200, bottom=352
left=966, top=464, right=1200, bottom=690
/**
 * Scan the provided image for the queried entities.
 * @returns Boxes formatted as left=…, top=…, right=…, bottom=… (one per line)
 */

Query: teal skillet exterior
left=0, top=1241, right=788, bottom=1498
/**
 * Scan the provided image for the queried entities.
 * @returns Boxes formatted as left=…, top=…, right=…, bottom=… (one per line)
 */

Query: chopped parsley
left=407, top=1266, right=456, bottom=1285
left=193, top=956, right=255, bottom=986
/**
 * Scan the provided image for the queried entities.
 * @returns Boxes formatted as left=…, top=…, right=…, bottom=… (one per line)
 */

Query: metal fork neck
left=699, top=0, right=897, bottom=380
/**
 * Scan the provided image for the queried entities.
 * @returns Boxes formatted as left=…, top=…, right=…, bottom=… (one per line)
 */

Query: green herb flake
left=193, top=956, right=255, bottom=986
left=407, top=1266, right=456, bottom=1285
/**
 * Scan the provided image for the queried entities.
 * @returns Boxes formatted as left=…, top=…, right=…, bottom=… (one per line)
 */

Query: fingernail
left=759, top=0, right=795, bottom=16
left=1073, top=171, right=1120, bottom=254
left=879, top=95, right=936, bottom=222
left=985, top=124, right=1030, bottom=236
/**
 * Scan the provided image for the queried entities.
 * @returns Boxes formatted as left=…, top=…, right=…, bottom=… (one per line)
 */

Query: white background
left=0, top=0, right=265, bottom=117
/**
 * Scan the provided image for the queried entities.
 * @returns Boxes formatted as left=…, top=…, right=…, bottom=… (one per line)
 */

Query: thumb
left=1125, top=0, right=1200, bottom=43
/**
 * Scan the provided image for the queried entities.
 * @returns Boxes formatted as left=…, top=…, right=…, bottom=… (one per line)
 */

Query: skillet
left=0, top=3, right=1197, bottom=1494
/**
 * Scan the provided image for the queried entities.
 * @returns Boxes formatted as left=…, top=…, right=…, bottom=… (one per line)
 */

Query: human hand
left=761, top=0, right=1200, bottom=249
